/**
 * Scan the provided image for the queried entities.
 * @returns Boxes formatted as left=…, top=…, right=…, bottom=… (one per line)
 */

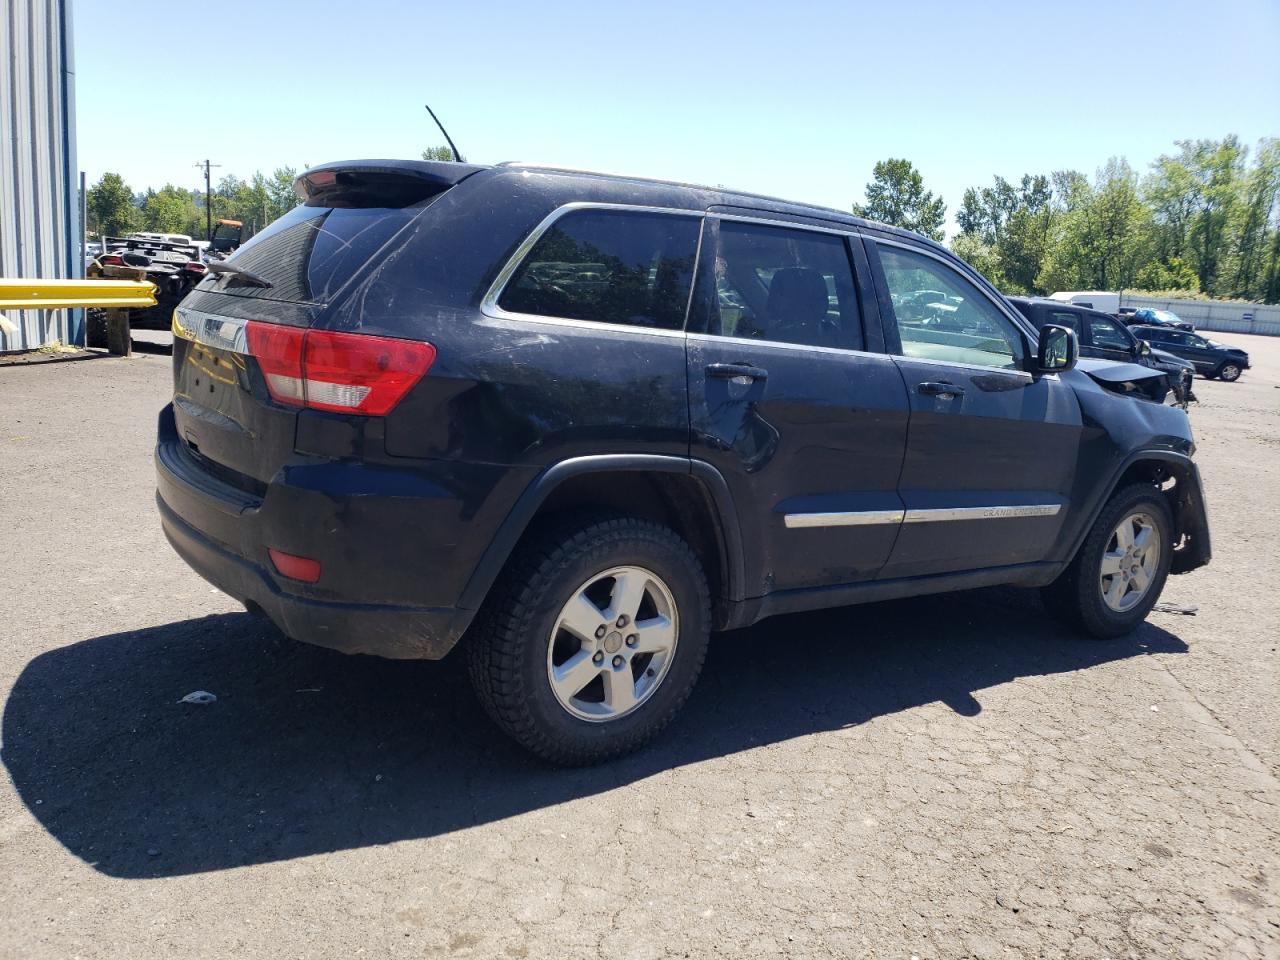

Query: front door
left=1086, top=312, right=1140, bottom=364
left=686, top=217, right=910, bottom=596
left=866, top=238, right=1084, bottom=579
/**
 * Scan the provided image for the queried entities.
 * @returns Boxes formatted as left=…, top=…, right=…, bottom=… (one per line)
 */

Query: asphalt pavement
left=1, top=329, right=1276, bottom=959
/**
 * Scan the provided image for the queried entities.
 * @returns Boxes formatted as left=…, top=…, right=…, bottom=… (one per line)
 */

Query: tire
left=86, top=309, right=108, bottom=349
left=1041, top=484, right=1174, bottom=639
left=1216, top=362, right=1242, bottom=382
left=466, top=515, right=712, bottom=765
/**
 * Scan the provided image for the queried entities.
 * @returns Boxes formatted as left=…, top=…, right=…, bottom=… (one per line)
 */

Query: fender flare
left=1062, top=449, right=1210, bottom=573
left=457, top=455, right=745, bottom=611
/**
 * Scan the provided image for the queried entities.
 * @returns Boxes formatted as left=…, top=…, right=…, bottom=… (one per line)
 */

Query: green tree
left=266, top=166, right=300, bottom=219
left=1133, top=257, right=1199, bottom=292
left=87, top=172, right=141, bottom=238
left=1037, top=160, right=1152, bottom=292
left=853, top=158, right=946, bottom=240
left=143, top=184, right=201, bottom=234
left=955, top=174, right=1054, bottom=292
left=1226, top=138, right=1279, bottom=298
left=422, top=145, right=464, bottom=162
left=1177, top=137, right=1246, bottom=294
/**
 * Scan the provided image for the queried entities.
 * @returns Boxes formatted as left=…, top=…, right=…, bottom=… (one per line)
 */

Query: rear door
left=686, top=216, right=910, bottom=595
left=866, top=238, right=1083, bottom=578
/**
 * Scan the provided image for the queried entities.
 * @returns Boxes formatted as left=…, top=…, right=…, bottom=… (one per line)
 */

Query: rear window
left=497, top=209, right=701, bottom=330
left=205, top=203, right=427, bottom=304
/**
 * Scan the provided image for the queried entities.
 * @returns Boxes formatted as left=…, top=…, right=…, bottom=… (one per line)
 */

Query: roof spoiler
left=294, top=159, right=488, bottom=207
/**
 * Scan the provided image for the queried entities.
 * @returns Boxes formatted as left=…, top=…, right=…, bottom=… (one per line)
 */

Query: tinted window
left=208, top=203, right=425, bottom=305
left=1047, top=310, right=1082, bottom=332
left=499, top=209, right=700, bottom=329
left=1090, top=315, right=1132, bottom=350
left=704, top=221, right=862, bottom=350
left=1140, top=327, right=1169, bottom=342
left=878, top=245, right=1024, bottom=369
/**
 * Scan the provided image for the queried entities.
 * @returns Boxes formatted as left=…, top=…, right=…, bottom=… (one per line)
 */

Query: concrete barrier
left=1119, top=294, right=1280, bottom=336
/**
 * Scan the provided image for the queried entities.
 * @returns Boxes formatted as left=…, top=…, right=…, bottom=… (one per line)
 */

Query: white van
left=1049, top=291, right=1120, bottom=315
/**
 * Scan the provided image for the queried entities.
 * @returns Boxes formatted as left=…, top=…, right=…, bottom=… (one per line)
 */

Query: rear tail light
left=268, top=548, right=322, bottom=583
left=244, top=322, right=435, bottom=416
left=99, top=254, right=123, bottom=265
left=183, top=261, right=208, bottom=274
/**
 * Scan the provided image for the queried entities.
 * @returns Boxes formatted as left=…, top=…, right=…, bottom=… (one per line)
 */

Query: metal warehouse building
left=1, top=0, right=79, bottom=351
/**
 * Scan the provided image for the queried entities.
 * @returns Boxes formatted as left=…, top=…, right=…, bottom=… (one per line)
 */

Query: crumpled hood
left=1075, top=357, right=1168, bottom=388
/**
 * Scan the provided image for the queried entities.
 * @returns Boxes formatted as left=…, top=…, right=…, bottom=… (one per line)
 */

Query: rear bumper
left=154, top=404, right=485, bottom=659
left=158, top=495, right=469, bottom=658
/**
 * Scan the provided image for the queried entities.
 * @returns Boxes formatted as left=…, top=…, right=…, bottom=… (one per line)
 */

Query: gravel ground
left=1, top=330, right=1276, bottom=959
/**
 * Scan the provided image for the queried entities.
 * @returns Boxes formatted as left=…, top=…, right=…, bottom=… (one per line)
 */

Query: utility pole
left=195, top=159, right=221, bottom=240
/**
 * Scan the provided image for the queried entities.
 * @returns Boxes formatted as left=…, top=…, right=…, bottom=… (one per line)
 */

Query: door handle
left=707, top=362, right=768, bottom=382
left=918, top=380, right=964, bottom=399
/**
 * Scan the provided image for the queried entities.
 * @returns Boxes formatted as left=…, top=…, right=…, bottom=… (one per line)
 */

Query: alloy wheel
left=546, top=566, right=679, bottom=722
left=1099, top=512, right=1161, bottom=613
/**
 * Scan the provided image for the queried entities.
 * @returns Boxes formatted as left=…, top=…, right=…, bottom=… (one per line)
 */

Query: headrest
left=766, top=268, right=828, bottom=327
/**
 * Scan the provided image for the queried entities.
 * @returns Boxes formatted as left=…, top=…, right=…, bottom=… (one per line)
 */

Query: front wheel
left=1216, top=362, right=1242, bottom=382
left=466, top=516, right=711, bottom=765
left=1042, top=484, right=1174, bottom=639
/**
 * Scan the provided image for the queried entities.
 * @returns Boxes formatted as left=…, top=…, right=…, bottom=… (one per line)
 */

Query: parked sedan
left=1008, top=297, right=1196, bottom=405
left=1131, top=325, right=1250, bottom=381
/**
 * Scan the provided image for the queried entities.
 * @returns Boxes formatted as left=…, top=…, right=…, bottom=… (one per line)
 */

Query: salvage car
left=1007, top=296, right=1196, bottom=406
left=1124, top=307, right=1195, bottom=332
left=156, top=160, right=1211, bottom=764
left=1131, top=325, right=1250, bottom=381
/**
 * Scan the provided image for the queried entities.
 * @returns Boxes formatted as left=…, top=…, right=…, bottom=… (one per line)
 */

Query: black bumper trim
left=158, top=494, right=471, bottom=659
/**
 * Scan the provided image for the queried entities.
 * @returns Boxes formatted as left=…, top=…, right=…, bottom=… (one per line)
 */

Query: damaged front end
left=1076, top=358, right=1173, bottom=405
left=1067, top=360, right=1211, bottom=575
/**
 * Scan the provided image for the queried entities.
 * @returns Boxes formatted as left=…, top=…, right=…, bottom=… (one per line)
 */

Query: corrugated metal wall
left=1119, top=294, right=1280, bottom=337
left=0, top=0, right=78, bottom=351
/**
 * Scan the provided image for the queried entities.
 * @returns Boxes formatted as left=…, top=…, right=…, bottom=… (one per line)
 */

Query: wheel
left=86, top=309, right=108, bottom=349
left=1216, top=362, right=1242, bottom=382
left=1041, top=484, right=1173, bottom=639
left=466, top=515, right=711, bottom=765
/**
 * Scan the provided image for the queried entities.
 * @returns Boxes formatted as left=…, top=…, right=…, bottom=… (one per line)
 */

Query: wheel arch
left=458, top=456, right=745, bottom=628
left=1067, top=450, right=1211, bottom=575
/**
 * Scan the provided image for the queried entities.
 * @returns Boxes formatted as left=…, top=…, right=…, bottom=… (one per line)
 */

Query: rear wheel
left=466, top=515, right=711, bottom=765
left=1042, top=484, right=1173, bottom=639
left=1216, top=362, right=1241, bottom=382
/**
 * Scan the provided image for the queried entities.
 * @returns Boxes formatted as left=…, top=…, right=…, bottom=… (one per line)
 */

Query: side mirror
left=1138, top=340, right=1152, bottom=356
left=1037, top=324, right=1078, bottom=373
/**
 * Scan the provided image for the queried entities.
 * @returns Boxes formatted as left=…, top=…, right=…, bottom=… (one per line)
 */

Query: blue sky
left=75, top=0, right=1279, bottom=230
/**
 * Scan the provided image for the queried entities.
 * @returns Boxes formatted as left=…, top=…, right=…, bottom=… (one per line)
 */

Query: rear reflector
left=99, top=254, right=123, bottom=265
left=244, top=322, right=435, bottom=416
left=268, top=548, right=322, bottom=583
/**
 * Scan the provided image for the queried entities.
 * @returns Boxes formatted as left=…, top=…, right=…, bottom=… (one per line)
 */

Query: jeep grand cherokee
left=156, top=159, right=1211, bottom=764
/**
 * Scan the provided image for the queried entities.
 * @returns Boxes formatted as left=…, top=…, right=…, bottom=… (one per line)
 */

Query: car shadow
left=129, top=336, right=173, bottom=357
left=2, top=588, right=1187, bottom=878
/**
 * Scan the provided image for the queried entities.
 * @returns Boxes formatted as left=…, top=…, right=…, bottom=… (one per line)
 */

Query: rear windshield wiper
left=206, top=259, right=274, bottom=289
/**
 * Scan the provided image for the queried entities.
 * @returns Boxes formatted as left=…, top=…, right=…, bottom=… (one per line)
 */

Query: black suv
left=1131, top=325, right=1250, bottom=382
left=1006, top=296, right=1197, bottom=405
left=156, top=160, right=1211, bottom=764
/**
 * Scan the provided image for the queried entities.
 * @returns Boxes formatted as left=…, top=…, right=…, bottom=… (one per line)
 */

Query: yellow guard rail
left=0, top=277, right=157, bottom=311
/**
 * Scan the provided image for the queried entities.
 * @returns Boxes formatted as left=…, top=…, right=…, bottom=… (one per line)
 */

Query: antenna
left=424, top=103, right=463, bottom=163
